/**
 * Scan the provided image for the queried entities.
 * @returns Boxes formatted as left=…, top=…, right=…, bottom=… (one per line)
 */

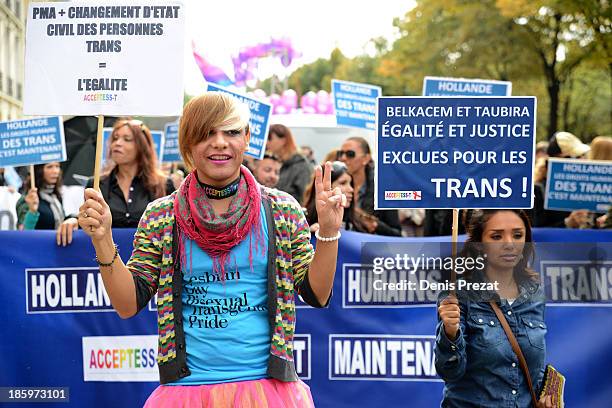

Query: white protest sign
left=24, top=2, right=185, bottom=116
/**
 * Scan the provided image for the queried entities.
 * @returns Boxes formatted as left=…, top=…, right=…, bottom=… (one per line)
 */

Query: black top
left=357, top=166, right=401, bottom=236
left=533, top=182, right=569, bottom=227
left=88, top=170, right=174, bottom=228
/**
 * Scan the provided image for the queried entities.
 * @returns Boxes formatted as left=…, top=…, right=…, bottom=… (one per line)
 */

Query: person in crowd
left=323, top=149, right=339, bottom=164
left=533, top=131, right=591, bottom=228
left=0, top=169, right=5, bottom=187
left=16, top=162, right=70, bottom=231
left=424, top=210, right=467, bottom=237
left=77, top=92, right=345, bottom=407
left=535, top=141, right=549, bottom=160
left=252, top=151, right=282, bottom=188
left=303, top=160, right=355, bottom=232
left=588, top=136, right=612, bottom=229
left=1, top=166, right=23, bottom=192
left=300, top=145, right=317, bottom=166
left=338, top=136, right=401, bottom=236
left=161, top=162, right=186, bottom=191
left=435, top=209, right=554, bottom=407
left=88, top=118, right=174, bottom=228
left=398, top=209, right=425, bottom=237
left=266, top=124, right=313, bottom=201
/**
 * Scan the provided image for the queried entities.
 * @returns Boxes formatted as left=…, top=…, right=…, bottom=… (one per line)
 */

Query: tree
left=382, top=0, right=608, bottom=138
left=497, top=0, right=602, bottom=137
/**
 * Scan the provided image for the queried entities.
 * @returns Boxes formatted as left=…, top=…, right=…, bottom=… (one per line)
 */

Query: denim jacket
left=434, top=275, right=547, bottom=408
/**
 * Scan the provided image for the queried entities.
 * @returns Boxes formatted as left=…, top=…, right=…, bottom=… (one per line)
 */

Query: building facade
left=0, top=0, right=26, bottom=121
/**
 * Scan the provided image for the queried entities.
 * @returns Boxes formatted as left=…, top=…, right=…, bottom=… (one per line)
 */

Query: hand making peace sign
left=314, top=161, right=347, bottom=237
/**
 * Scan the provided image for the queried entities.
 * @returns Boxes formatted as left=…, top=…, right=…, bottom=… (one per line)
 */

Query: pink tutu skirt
left=143, top=378, right=315, bottom=408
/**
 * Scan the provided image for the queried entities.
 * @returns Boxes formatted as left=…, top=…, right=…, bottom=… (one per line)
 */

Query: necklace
left=199, top=176, right=241, bottom=199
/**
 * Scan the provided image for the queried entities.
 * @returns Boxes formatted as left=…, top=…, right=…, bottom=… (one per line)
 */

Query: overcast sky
left=183, top=0, right=415, bottom=94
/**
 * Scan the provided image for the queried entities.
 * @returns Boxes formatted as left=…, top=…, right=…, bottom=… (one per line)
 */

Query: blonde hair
left=179, top=92, right=250, bottom=170
left=589, top=136, right=612, bottom=161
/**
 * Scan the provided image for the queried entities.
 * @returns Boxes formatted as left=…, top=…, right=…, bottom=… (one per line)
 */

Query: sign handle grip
left=93, top=115, right=105, bottom=191
left=29, top=165, right=35, bottom=190
left=450, top=208, right=459, bottom=296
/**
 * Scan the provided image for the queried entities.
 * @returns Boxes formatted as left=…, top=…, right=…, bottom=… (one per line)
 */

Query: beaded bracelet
left=315, top=230, right=341, bottom=242
left=95, top=245, right=119, bottom=267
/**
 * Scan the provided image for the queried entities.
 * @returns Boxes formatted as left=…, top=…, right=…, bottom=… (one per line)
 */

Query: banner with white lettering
left=0, top=117, right=66, bottom=167
left=545, top=158, right=612, bottom=213
left=2, top=229, right=611, bottom=407
left=423, top=76, right=512, bottom=97
left=331, top=79, right=381, bottom=130
left=376, top=97, right=536, bottom=209
left=162, top=121, right=181, bottom=162
left=24, top=2, right=185, bottom=116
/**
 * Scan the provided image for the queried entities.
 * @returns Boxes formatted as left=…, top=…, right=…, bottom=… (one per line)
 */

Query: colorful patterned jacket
left=126, top=187, right=327, bottom=384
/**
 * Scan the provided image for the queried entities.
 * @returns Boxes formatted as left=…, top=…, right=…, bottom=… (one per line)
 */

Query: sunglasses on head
left=117, top=119, right=151, bottom=144
left=336, top=150, right=356, bottom=159
left=331, top=161, right=347, bottom=172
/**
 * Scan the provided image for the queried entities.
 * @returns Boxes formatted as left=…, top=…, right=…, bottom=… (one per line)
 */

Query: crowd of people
left=0, top=120, right=610, bottom=240
left=2, top=93, right=608, bottom=407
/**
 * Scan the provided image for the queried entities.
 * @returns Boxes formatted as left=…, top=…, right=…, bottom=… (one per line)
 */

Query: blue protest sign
left=206, top=84, right=271, bottom=160
left=423, top=76, right=512, bottom=97
left=545, top=158, right=612, bottom=212
left=101, top=128, right=164, bottom=165
left=162, top=122, right=181, bottom=163
left=376, top=97, right=536, bottom=209
left=332, top=79, right=381, bottom=130
left=0, top=116, right=66, bottom=167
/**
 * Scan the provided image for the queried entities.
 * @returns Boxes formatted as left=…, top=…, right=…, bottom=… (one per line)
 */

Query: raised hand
left=78, top=188, right=113, bottom=241
left=439, top=295, right=461, bottom=340
left=25, top=188, right=39, bottom=213
left=314, top=162, right=346, bottom=236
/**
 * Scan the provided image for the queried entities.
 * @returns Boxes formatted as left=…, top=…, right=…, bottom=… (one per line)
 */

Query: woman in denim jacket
left=435, top=209, right=554, bottom=407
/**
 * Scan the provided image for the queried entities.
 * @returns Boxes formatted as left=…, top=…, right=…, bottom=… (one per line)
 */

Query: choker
left=199, top=176, right=241, bottom=199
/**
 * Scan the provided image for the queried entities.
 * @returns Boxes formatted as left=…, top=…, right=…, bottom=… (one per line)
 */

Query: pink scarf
left=174, top=166, right=265, bottom=278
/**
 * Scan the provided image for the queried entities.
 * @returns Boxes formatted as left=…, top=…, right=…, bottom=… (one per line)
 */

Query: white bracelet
left=315, top=229, right=341, bottom=242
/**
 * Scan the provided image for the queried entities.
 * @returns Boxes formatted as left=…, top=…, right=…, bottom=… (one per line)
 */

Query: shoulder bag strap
left=489, top=301, right=539, bottom=407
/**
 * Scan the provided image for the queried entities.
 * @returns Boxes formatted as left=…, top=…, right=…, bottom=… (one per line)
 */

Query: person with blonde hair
left=77, top=92, right=346, bottom=407
left=266, top=123, right=313, bottom=201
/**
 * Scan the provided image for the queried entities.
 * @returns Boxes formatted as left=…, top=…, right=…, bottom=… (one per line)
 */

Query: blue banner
left=376, top=97, right=536, bottom=209
left=332, top=79, right=381, bottom=130
left=162, top=122, right=181, bottom=163
left=0, top=116, right=66, bottom=167
left=2, top=228, right=611, bottom=407
left=206, top=84, right=271, bottom=160
left=101, top=128, right=164, bottom=165
left=545, top=158, right=612, bottom=213
left=423, top=76, right=512, bottom=96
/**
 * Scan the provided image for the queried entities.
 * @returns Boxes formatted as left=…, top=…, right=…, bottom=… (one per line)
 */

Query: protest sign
left=331, top=79, right=381, bottom=130
left=423, top=76, right=512, bottom=97
left=0, top=116, right=66, bottom=167
left=206, top=84, right=272, bottom=159
left=376, top=97, right=536, bottom=209
left=545, top=158, right=612, bottom=212
left=101, top=128, right=164, bottom=164
left=24, top=2, right=185, bottom=116
left=162, top=121, right=181, bottom=162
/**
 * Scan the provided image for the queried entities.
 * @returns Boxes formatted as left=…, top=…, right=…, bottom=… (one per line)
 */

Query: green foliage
left=262, top=0, right=610, bottom=141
